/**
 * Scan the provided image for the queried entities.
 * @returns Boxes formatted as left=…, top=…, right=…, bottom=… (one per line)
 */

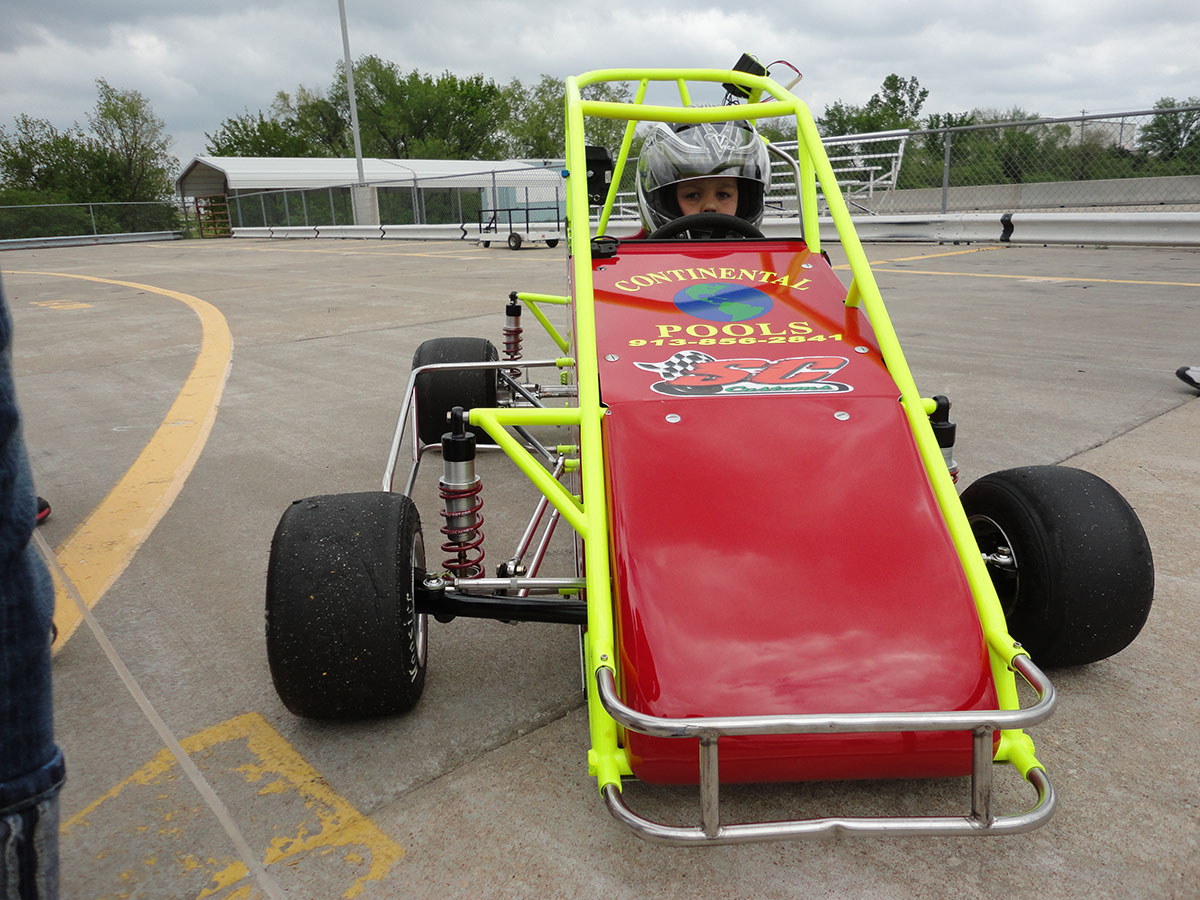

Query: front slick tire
left=266, top=492, right=427, bottom=718
left=961, top=466, right=1153, bottom=667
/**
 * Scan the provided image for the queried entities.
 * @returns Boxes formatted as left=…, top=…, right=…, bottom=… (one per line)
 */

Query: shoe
left=1177, top=366, right=1200, bottom=391
left=36, top=496, right=50, bottom=525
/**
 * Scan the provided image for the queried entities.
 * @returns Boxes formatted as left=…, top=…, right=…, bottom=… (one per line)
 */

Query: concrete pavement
left=3, top=236, right=1197, bottom=899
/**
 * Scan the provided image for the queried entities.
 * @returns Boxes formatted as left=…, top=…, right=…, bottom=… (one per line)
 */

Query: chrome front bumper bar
left=596, top=655, right=1056, bottom=844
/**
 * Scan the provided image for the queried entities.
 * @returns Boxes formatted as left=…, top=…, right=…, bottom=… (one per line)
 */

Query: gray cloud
left=2, top=0, right=1198, bottom=169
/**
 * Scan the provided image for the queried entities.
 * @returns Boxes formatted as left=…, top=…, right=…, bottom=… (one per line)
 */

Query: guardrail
left=0, top=230, right=183, bottom=252
left=232, top=211, right=1200, bottom=247
left=805, top=211, right=1200, bottom=246
left=232, top=224, right=471, bottom=240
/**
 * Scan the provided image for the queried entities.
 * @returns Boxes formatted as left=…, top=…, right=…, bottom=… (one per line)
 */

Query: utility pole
left=338, top=0, right=366, bottom=185
left=338, top=0, right=377, bottom=226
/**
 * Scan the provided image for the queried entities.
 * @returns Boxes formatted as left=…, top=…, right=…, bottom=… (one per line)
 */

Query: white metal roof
left=177, top=156, right=562, bottom=195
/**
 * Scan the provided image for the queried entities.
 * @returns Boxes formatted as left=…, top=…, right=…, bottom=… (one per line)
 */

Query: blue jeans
left=0, top=278, right=63, bottom=899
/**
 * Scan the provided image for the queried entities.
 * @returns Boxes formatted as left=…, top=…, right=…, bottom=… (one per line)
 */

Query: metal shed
left=176, top=157, right=560, bottom=195
left=176, top=157, right=565, bottom=230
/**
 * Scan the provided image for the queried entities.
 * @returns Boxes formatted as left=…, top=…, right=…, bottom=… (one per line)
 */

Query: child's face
left=675, top=177, right=739, bottom=217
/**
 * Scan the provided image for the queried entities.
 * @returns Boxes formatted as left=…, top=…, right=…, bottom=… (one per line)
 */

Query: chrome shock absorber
left=439, top=407, right=485, bottom=578
left=929, top=394, right=959, bottom=483
left=503, top=293, right=523, bottom=374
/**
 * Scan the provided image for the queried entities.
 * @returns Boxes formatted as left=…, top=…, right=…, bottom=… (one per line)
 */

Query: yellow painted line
left=869, top=245, right=1007, bottom=264
left=827, top=244, right=1200, bottom=287
left=870, top=266, right=1200, bottom=288
left=62, top=712, right=403, bottom=899
left=8, top=270, right=232, bottom=651
left=31, top=299, right=94, bottom=310
left=831, top=245, right=1005, bottom=268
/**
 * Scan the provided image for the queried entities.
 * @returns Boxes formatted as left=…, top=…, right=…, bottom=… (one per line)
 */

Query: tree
left=205, top=109, right=322, bottom=157
left=503, top=75, right=633, bottom=158
left=1, top=81, right=177, bottom=203
left=919, top=111, right=976, bottom=156
left=0, top=115, right=91, bottom=199
left=868, top=74, right=928, bottom=130
left=87, top=78, right=178, bottom=201
left=817, top=74, right=928, bottom=136
left=1137, top=96, right=1200, bottom=161
left=272, top=87, right=351, bottom=157
left=504, top=75, right=566, bottom=158
left=1, top=82, right=179, bottom=237
left=329, top=57, right=510, bottom=160
left=754, top=119, right=797, bottom=144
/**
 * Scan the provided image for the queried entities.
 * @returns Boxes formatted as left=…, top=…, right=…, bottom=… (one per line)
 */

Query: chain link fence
left=768, top=104, right=1200, bottom=215
left=226, top=186, right=356, bottom=229
left=3, top=107, right=1197, bottom=242
left=224, top=166, right=566, bottom=234
left=604, top=105, right=1200, bottom=218
left=0, top=200, right=183, bottom=241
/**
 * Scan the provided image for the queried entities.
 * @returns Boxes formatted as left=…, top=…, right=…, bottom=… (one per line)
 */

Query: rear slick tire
left=961, top=465, right=1153, bottom=667
left=412, top=337, right=499, bottom=446
left=266, top=491, right=428, bottom=718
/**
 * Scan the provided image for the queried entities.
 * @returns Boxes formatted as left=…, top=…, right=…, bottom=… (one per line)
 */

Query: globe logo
left=672, top=283, right=772, bottom=323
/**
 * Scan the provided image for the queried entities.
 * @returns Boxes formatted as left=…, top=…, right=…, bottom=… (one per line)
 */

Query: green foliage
left=919, top=111, right=976, bottom=157
left=503, top=75, right=567, bottom=158
left=1, top=80, right=177, bottom=207
left=205, top=109, right=324, bottom=157
left=504, top=75, right=633, bottom=158
left=0, top=116, right=92, bottom=199
left=1137, top=97, right=1200, bottom=161
left=204, top=65, right=634, bottom=164
left=87, top=78, right=178, bottom=201
left=327, top=57, right=510, bottom=160
left=0, top=79, right=181, bottom=238
left=815, top=79, right=1200, bottom=194
left=0, top=178, right=90, bottom=239
left=273, top=87, right=352, bottom=156
left=817, top=74, right=928, bottom=136
left=755, top=120, right=797, bottom=144
left=872, top=74, right=929, bottom=128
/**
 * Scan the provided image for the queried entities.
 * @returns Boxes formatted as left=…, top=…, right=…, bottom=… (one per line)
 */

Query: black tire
left=412, top=337, right=499, bottom=446
left=481, top=240, right=490, bottom=248
left=545, top=239, right=559, bottom=248
left=961, top=466, right=1153, bottom=667
left=508, top=232, right=522, bottom=250
left=266, top=492, right=428, bottom=718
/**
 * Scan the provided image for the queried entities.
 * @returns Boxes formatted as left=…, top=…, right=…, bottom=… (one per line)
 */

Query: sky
left=3, top=0, right=1198, bottom=171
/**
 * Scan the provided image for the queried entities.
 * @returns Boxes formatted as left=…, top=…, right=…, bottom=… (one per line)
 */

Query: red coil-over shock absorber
left=503, top=293, right=523, bottom=369
left=439, top=407, right=485, bottom=577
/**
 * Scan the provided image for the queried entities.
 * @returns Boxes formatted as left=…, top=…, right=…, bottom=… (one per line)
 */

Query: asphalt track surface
left=4, top=237, right=1198, bottom=899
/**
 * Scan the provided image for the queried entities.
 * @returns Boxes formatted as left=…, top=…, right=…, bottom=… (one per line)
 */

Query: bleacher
left=769, top=129, right=910, bottom=214
left=610, top=128, right=911, bottom=220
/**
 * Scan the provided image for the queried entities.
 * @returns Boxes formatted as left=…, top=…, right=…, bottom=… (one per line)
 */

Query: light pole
left=338, top=0, right=366, bottom=186
left=337, top=0, right=381, bottom=227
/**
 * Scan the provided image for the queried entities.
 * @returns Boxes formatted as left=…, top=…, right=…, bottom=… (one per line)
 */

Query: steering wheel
left=648, top=213, right=764, bottom=241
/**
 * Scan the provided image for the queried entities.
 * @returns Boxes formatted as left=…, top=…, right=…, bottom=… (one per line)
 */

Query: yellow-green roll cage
left=468, top=65, right=1048, bottom=813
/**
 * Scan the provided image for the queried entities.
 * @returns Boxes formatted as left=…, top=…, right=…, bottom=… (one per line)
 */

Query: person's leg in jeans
left=0, top=277, right=64, bottom=899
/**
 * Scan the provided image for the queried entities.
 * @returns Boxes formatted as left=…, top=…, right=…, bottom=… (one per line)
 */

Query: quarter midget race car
left=265, top=59, right=1154, bottom=844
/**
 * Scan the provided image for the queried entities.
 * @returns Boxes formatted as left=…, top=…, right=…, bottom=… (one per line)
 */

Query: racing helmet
left=636, top=119, right=771, bottom=232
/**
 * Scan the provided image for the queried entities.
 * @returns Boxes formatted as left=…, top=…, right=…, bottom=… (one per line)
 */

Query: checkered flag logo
left=635, top=350, right=715, bottom=381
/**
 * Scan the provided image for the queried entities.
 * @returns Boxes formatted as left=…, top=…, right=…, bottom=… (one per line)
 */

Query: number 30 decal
left=635, top=353, right=852, bottom=396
